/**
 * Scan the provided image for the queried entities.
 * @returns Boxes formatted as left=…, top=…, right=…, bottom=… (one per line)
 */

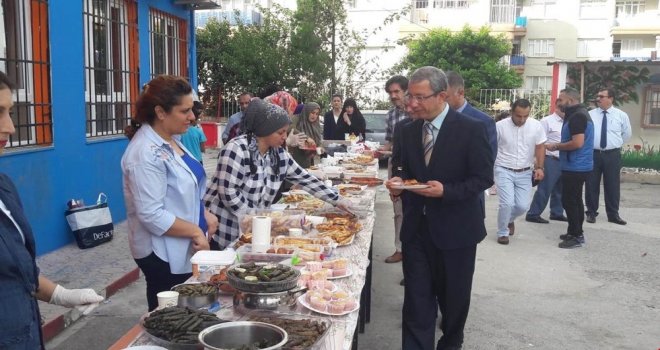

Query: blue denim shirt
left=0, top=174, right=43, bottom=348
left=121, top=125, right=206, bottom=274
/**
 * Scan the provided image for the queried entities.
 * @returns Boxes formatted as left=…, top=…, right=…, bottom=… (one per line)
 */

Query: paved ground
left=44, top=151, right=660, bottom=349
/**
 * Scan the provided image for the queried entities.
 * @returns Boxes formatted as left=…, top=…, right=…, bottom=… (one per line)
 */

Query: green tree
left=395, top=26, right=522, bottom=103
left=567, top=64, right=650, bottom=106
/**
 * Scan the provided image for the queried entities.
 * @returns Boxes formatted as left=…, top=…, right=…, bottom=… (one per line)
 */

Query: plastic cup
left=157, top=291, right=179, bottom=308
left=288, top=228, right=303, bottom=237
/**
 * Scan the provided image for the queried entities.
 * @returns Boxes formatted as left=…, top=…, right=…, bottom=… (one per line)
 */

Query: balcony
left=611, top=10, right=660, bottom=35
left=611, top=52, right=654, bottom=61
left=500, top=54, right=526, bottom=74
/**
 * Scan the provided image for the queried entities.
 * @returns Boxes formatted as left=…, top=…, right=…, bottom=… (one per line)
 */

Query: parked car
left=362, top=110, right=389, bottom=166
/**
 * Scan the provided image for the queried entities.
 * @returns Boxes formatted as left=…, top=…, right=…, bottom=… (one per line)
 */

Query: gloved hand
left=50, top=285, right=104, bottom=308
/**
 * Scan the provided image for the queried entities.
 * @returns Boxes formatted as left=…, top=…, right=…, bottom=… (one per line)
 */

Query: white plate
left=390, top=184, right=430, bottom=190
left=297, top=294, right=359, bottom=316
left=300, top=267, right=353, bottom=280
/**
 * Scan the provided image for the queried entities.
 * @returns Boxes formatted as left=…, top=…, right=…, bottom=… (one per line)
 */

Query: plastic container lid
left=190, top=250, right=236, bottom=265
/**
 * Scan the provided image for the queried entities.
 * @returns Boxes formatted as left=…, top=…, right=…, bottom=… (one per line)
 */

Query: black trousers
left=135, top=252, right=192, bottom=311
left=561, top=171, right=589, bottom=236
left=402, top=218, right=477, bottom=350
left=585, top=149, right=621, bottom=219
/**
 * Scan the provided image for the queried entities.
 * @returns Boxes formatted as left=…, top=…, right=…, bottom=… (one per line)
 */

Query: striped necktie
left=423, top=122, right=434, bottom=165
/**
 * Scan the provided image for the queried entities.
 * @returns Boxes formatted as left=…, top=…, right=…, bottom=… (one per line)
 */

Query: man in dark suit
left=387, top=67, right=494, bottom=350
left=323, top=94, right=343, bottom=140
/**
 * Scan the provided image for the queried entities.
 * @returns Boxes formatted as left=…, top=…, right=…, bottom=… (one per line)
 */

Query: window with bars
left=527, top=39, right=555, bottom=57
left=415, top=0, right=428, bottom=9
left=433, top=0, right=468, bottom=8
left=616, top=0, right=645, bottom=18
left=642, top=84, right=660, bottom=127
left=149, top=9, right=188, bottom=78
left=579, top=0, right=607, bottom=19
left=577, top=39, right=604, bottom=58
left=490, top=0, right=518, bottom=24
left=83, top=0, right=139, bottom=138
left=0, top=0, right=51, bottom=149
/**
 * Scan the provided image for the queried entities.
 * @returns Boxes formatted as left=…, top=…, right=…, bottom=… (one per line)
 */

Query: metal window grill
left=83, top=0, right=139, bottom=138
left=149, top=8, right=188, bottom=78
left=0, top=0, right=52, bottom=149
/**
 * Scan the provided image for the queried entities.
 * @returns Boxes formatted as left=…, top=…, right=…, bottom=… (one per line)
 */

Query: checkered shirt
left=204, top=135, right=339, bottom=249
left=385, top=106, right=408, bottom=142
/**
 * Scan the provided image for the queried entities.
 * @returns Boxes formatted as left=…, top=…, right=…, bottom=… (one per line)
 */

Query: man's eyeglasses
left=596, top=95, right=610, bottom=99
left=404, top=92, right=439, bottom=103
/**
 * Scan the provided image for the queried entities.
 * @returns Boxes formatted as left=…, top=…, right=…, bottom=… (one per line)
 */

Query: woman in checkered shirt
left=204, top=99, right=351, bottom=250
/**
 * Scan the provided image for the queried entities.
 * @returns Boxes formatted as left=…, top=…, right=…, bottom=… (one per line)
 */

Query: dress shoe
left=507, top=222, right=515, bottom=236
left=526, top=216, right=549, bottom=224
left=608, top=216, right=627, bottom=225
left=497, top=236, right=509, bottom=245
left=385, top=251, right=403, bottom=263
left=399, top=278, right=405, bottom=286
left=550, top=215, right=568, bottom=222
left=586, top=214, right=596, bottom=223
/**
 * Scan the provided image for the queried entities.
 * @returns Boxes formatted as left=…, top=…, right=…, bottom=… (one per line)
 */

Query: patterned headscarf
left=294, top=102, right=322, bottom=146
left=264, top=91, right=298, bottom=116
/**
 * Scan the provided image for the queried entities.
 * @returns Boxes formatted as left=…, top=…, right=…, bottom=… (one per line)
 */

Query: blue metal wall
left=0, top=1, right=196, bottom=255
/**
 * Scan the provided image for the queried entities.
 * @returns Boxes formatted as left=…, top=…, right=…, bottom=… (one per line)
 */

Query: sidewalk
left=38, top=148, right=220, bottom=342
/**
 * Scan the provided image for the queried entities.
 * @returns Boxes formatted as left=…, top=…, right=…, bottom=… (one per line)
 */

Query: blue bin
left=515, top=16, right=527, bottom=27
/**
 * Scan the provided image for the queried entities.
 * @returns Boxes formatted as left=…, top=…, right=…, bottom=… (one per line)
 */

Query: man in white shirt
left=221, top=92, right=252, bottom=144
left=585, top=88, right=632, bottom=225
left=526, top=100, right=567, bottom=223
left=495, top=99, right=546, bottom=245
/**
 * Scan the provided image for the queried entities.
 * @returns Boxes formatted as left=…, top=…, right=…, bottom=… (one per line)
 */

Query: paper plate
left=297, top=294, right=359, bottom=316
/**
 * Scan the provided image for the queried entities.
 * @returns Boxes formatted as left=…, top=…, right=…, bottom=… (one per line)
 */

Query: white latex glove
left=50, top=285, right=104, bottom=308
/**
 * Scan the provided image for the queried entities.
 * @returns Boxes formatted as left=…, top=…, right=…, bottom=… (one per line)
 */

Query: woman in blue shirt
left=0, top=71, right=104, bottom=349
left=122, top=76, right=217, bottom=311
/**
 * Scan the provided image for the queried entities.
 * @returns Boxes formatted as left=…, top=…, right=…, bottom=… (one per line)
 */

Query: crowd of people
left=0, top=63, right=633, bottom=349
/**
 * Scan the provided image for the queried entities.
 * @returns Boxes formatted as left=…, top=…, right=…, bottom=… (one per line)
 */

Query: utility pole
left=330, top=1, right=337, bottom=94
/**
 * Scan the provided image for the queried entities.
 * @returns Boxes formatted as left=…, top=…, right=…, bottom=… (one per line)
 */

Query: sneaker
left=526, top=216, right=549, bottom=224
left=558, top=236, right=584, bottom=248
left=559, top=234, right=585, bottom=244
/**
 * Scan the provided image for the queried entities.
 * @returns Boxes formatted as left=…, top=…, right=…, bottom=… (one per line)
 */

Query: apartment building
left=403, top=0, right=660, bottom=92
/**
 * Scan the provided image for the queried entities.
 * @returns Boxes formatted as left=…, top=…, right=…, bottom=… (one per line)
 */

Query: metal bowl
left=198, top=321, right=288, bottom=350
left=171, top=283, right=219, bottom=309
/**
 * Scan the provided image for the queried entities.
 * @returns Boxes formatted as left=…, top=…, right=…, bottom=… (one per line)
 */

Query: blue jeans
left=526, top=156, right=564, bottom=218
left=495, top=166, right=533, bottom=237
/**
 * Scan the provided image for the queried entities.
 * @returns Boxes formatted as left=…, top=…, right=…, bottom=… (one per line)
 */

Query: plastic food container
left=190, top=250, right=236, bottom=278
left=238, top=209, right=307, bottom=236
left=273, top=236, right=336, bottom=257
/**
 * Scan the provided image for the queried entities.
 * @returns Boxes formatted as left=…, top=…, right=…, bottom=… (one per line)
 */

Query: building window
left=577, top=39, right=604, bottom=58
left=415, top=0, right=428, bottom=9
left=0, top=0, right=51, bottom=149
left=579, top=0, right=607, bottom=19
left=150, top=8, right=188, bottom=78
left=525, top=76, right=552, bottom=91
left=529, top=0, right=557, bottom=18
left=433, top=0, right=468, bottom=8
left=83, top=0, right=139, bottom=138
left=490, top=0, right=518, bottom=24
left=527, top=39, right=554, bottom=57
left=346, top=0, right=356, bottom=8
left=615, top=0, right=644, bottom=18
left=642, top=84, right=660, bottom=127
left=613, top=38, right=644, bottom=58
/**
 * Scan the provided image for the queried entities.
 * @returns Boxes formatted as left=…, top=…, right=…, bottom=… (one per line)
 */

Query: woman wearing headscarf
left=335, top=98, right=366, bottom=141
left=288, top=102, right=323, bottom=169
left=204, top=99, right=351, bottom=250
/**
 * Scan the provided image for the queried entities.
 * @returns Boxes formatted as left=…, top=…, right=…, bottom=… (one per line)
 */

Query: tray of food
left=298, top=289, right=359, bottom=316
left=227, top=262, right=300, bottom=293
left=238, top=209, right=307, bottom=236
left=348, top=177, right=383, bottom=187
left=240, top=310, right=334, bottom=350
left=336, top=184, right=367, bottom=196
left=390, top=179, right=430, bottom=190
left=141, top=306, right=226, bottom=349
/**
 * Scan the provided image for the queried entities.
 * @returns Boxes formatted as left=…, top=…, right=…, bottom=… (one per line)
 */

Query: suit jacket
left=461, top=103, right=498, bottom=159
left=391, top=118, right=413, bottom=178
left=323, top=111, right=340, bottom=140
left=399, top=109, right=494, bottom=250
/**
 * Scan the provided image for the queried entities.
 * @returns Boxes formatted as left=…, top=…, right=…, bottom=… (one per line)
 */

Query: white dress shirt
left=540, top=113, right=563, bottom=158
left=495, top=117, right=546, bottom=169
left=589, top=106, right=632, bottom=150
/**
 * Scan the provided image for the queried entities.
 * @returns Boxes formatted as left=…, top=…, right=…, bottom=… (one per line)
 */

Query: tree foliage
left=567, top=64, right=650, bottom=106
left=394, top=26, right=522, bottom=103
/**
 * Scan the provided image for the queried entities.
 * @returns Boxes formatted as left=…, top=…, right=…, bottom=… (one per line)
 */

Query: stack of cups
left=251, top=216, right=272, bottom=253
